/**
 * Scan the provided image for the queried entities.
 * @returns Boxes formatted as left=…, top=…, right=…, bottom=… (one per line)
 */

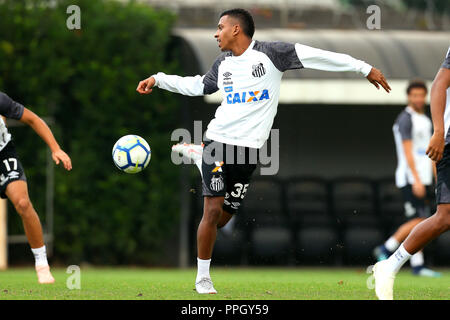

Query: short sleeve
left=253, top=41, right=303, bottom=72
left=397, top=112, right=412, bottom=140
left=0, top=92, right=25, bottom=120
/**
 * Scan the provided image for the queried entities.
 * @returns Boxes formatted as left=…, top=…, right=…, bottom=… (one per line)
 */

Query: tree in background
left=0, top=0, right=183, bottom=265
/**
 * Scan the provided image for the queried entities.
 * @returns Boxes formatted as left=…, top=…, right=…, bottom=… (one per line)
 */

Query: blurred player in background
left=138, top=8, right=390, bottom=294
left=373, top=80, right=441, bottom=277
left=374, top=47, right=450, bottom=300
left=0, top=91, right=72, bottom=284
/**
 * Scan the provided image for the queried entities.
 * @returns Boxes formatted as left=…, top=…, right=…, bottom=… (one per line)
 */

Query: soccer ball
left=112, top=135, right=151, bottom=173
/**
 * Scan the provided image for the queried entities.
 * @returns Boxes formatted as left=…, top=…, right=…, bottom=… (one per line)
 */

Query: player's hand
left=52, top=149, right=72, bottom=171
left=366, top=67, right=391, bottom=93
left=136, top=76, right=156, bottom=94
left=426, top=132, right=445, bottom=162
left=412, top=180, right=426, bottom=199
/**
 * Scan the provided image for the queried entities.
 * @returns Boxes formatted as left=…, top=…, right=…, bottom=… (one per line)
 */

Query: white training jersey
left=442, top=47, right=450, bottom=144
left=393, top=106, right=433, bottom=187
left=0, top=92, right=25, bottom=151
left=153, top=40, right=372, bottom=148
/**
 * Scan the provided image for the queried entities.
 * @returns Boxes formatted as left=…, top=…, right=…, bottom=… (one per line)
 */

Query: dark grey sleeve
left=0, top=92, right=25, bottom=120
left=442, top=48, right=450, bottom=69
left=202, top=52, right=229, bottom=95
left=397, top=112, right=412, bottom=140
left=253, top=41, right=303, bottom=72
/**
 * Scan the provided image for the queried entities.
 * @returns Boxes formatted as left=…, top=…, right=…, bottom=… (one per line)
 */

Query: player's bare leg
left=6, top=181, right=43, bottom=247
left=5, top=180, right=54, bottom=284
left=374, top=216, right=441, bottom=277
left=393, top=218, right=424, bottom=242
left=171, top=142, right=235, bottom=293
left=195, top=196, right=228, bottom=294
left=373, top=205, right=450, bottom=299
left=373, top=217, right=425, bottom=258
left=401, top=218, right=441, bottom=277
left=403, top=205, right=450, bottom=252
left=374, top=218, right=423, bottom=260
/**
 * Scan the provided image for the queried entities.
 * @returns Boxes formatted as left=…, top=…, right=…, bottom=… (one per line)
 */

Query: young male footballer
left=373, top=47, right=450, bottom=299
left=137, top=8, right=390, bottom=294
left=0, top=91, right=72, bottom=283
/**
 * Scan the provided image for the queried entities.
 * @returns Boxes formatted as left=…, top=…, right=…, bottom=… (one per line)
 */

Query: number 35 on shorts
left=230, top=183, right=249, bottom=199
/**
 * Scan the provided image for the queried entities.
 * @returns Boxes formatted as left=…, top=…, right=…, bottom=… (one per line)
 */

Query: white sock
left=384, top=237, right=400, bottom=252
left=196, top=258, right=211, bottom=282
left=410, top=251, right=424, bottom=268
left=31, top=245, right=48, bottom=267
left=385, top=243, right=412, bottom=274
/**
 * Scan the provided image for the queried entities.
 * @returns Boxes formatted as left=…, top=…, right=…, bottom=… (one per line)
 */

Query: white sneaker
left=35, top=265, right=55, bottom=284
left=171, top=143, right=203, bottom=163
left=373, top=260, right=396, bottom=300
left=195, top=277, right=217, bottom=294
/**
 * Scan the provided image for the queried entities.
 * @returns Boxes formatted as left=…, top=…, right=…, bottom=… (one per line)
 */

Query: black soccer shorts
left=436, top=143, right=450, bottom=205
left=201, top=140, right=258, bottom=214
left=0, top=141, right=27, bottom=199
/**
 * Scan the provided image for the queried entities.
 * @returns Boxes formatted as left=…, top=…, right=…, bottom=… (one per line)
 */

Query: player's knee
left=14, top=198, right=32, bottom=216
left=203, top=206, right=222, bottom=226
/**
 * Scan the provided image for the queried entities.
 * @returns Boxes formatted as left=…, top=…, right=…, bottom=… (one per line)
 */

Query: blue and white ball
left=112, top=135, right=151, bottom=173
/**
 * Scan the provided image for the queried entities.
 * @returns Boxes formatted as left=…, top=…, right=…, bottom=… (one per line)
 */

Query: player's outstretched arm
left=136, top=72, right=212, bottom=97
left=137, top=54, right=225, bottom=97
left=294, top=43, right=391, bottom=92
left=19, top=108, right=72, bottom=171
left=426, top=67, right=450, bottom=162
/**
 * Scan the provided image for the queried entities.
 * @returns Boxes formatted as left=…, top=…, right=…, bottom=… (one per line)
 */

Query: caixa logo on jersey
left=226, top=89, right=270, bottom=104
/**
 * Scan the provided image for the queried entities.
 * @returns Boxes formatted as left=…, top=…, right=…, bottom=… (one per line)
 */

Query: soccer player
left=0, top=91, right=72, bottom=283
left=373, top=47, right=450, bottom=299
left=373, top=80, right=440, bottom=277
left=137, top=8, right=390, bottom=294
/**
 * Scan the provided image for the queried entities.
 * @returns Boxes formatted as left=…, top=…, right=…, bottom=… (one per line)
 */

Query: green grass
left=0, top=267, right=448, bottom=300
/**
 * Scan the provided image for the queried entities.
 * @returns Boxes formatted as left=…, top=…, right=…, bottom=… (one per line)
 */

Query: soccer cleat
left=172, top=143, right=204, bottom=175
left=373, top=245, right=390, bottom=262
left=171, top=143, right=203, bottom=162
left=195, top=277, right=217, bottom=294
left=412, top=267, right=442, bottom=278
left=373, top=260, right=395, bottom=300
left=35, top=265, right=55, bottom=284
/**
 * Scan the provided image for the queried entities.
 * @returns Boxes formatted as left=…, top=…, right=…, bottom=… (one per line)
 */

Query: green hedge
left=0, top=0, right=183, bottom=265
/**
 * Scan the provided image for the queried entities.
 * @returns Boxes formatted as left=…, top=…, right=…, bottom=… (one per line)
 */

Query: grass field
left=0, top=267, right=448, bottom=300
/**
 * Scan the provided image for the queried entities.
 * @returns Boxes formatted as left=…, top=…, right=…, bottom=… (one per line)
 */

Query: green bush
left=0, top=0, right=182, bottom=264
